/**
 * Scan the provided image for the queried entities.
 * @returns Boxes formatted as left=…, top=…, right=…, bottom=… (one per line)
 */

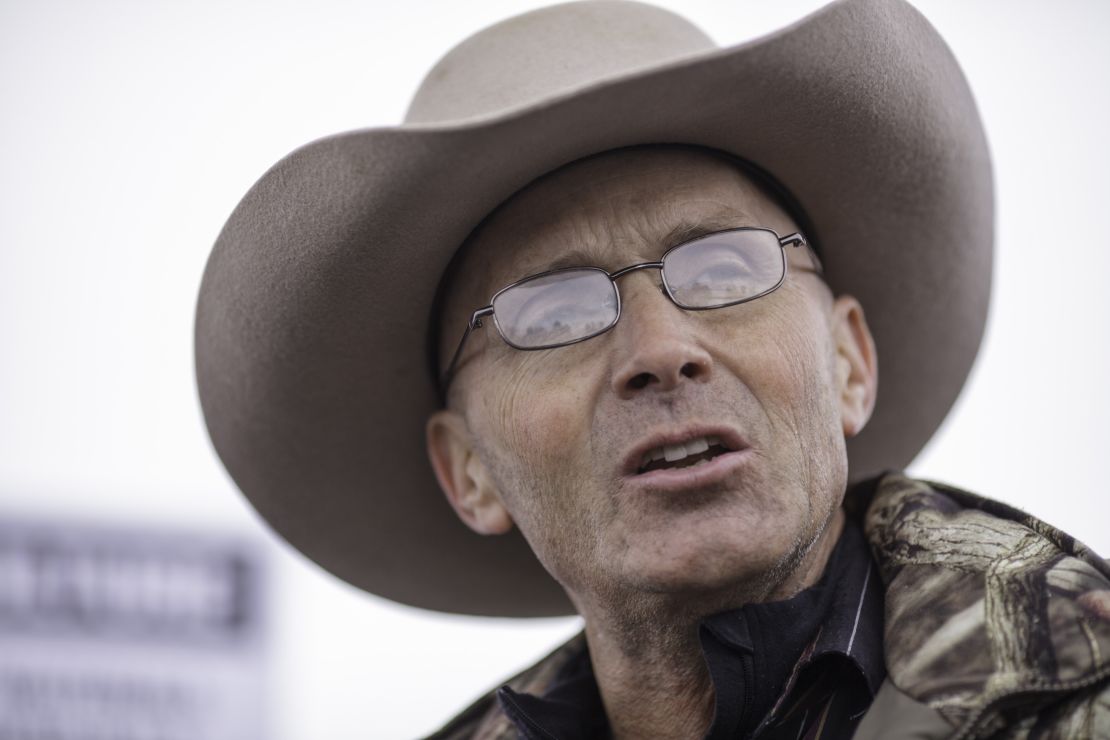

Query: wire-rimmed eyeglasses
left=440, top=226, right=822, bottom=392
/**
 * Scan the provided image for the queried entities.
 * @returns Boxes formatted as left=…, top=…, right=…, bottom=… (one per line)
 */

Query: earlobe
left=831, top=295, right=878, bottom=438
left=425, top=409, right=514, bottom=535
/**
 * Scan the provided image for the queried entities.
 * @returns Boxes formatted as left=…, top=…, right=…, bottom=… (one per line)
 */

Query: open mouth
left=636, top=435, right=734, bottom=475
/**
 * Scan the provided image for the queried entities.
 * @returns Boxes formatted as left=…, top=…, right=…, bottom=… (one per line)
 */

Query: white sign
left=0, top=518, right=269, bottom=740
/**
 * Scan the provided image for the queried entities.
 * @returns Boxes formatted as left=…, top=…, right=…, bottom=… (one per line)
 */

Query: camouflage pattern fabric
left=427, top=472, right=1110, bottom=739
left=866, top=474, right=1110, bottom=739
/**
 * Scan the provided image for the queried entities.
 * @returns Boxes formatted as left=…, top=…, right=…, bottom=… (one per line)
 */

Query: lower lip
left=623, top=448, right=754, bottom=493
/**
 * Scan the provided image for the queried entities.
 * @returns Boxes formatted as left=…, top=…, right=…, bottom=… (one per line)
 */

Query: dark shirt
left=496, top=519, right=885, bottom=739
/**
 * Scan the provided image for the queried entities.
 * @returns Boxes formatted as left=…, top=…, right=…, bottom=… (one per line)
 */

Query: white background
left=2, top=0, right=1108, bottom=737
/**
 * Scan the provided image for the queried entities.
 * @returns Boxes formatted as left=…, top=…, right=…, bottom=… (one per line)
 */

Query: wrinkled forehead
left=454, top=146, right=808, bottom=301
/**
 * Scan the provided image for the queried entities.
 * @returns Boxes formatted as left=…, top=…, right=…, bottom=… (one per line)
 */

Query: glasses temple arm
left=779, top=232, right=824, bottom=275
left=439, top=306, right=494, bottom=392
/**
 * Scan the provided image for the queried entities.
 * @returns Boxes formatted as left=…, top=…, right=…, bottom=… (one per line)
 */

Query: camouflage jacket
left=429, top=472, right=1110, bottom=739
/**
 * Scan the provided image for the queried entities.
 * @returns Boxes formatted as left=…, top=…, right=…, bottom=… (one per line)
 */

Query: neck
left=575, top=508, right=846, bottom=740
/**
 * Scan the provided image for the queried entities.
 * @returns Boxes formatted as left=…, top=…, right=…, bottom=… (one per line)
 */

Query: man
left=194, top=0, right=1110, bottom=737
left=427, top=144, right=881, bottom=739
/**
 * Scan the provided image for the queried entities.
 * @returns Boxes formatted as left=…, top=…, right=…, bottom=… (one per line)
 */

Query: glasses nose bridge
left=609, top=260, right=667, bottom=300
left=610, top=260, right=663, bottom=281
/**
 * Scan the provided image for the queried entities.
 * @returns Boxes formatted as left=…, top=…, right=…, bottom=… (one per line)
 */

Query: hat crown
left=404, top=0, right=716, bottom=125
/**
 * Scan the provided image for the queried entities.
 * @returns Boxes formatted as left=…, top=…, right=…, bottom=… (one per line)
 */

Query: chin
left=616, top=529, right=802, bottom=598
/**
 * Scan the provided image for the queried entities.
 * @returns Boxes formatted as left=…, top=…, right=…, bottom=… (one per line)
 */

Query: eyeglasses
left=440, top=226, right=822, bottom=391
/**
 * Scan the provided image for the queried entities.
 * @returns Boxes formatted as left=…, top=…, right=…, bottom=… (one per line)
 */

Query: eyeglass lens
left=662, top=229, right=784, bottom=308
left=491, top=229, right=785, bottom=349
left=492, top=268, right=619, bottom=349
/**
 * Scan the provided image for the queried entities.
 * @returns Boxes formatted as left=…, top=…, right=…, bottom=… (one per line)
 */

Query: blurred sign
left=0, top=517, right=268, bottom=740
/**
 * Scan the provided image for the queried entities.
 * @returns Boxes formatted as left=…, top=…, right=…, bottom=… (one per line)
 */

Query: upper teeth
left=642, top=436, right=721, bottom=468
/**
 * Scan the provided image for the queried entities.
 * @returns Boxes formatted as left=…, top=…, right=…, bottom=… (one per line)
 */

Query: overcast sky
left=2, top=1, right=1108, bottom=737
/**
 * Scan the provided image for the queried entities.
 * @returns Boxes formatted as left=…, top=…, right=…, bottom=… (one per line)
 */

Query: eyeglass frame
left=439, top=226, right=823, bottom=392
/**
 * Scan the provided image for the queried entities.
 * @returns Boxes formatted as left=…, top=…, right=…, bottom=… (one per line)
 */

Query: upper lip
left=620, top=424, right=750, bottom=476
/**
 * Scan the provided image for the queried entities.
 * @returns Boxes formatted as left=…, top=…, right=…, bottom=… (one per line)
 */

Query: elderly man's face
left=427, top=147, right=876, bottom=610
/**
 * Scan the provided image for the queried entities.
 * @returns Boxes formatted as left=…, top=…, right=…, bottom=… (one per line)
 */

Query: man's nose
left=609, top=272, right=713, bottom=399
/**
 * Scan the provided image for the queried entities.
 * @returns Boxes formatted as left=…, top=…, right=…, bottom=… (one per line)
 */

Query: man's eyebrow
left=530, top=213, right=761, bottom=274
left=533, top=248, right=605, bottom=274
left=660, top=213, right=759, bottom=248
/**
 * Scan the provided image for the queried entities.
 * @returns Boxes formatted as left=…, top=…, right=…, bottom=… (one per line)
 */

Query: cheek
left=763, top=289, right=849, bottom=493
left=721, top=285, right=847, bottom=493
left=472, top=349, right=601, bottom=495
left=465, top=351, right=609, bottom=590
left=724, top=290, right=836, bottom=413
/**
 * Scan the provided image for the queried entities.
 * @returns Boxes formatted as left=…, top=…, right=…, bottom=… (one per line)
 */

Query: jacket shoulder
left=423, top=630, right=587, bottom=740
left=864, top=472, right=1110, bottom=738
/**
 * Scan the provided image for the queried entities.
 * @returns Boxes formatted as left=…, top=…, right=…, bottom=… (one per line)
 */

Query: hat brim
left=195, top=0, right=992, bottom=616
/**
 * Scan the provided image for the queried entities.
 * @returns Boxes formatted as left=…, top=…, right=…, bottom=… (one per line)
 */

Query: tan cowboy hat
left=194, top=0, right=993, bottom=616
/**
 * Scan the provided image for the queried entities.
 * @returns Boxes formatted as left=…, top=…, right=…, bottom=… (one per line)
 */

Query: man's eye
left=515, top=298, right=614, bottom=345
left=672, top=259, right=760, bottom=303
left=494, top=272, right=617, bottom=348
left=689, top=261, right=754, bottom=288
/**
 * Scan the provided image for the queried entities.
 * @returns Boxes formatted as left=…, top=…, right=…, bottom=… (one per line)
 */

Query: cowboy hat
left=194, top=0, right=993, bottom=616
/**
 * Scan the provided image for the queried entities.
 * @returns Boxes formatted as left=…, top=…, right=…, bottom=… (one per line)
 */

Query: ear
left=425, top=409, right=514, bottom=535
left=830, top=295, right=878, bottom=438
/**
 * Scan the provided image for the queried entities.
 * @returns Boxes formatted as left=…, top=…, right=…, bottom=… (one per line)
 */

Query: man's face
left=427, top=147, right=876, bottom=612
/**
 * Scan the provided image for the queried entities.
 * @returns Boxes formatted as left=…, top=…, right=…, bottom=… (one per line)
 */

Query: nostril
left=628, top=372, right=653, bottom=390
left=680, top=362, right=700, bottom=379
